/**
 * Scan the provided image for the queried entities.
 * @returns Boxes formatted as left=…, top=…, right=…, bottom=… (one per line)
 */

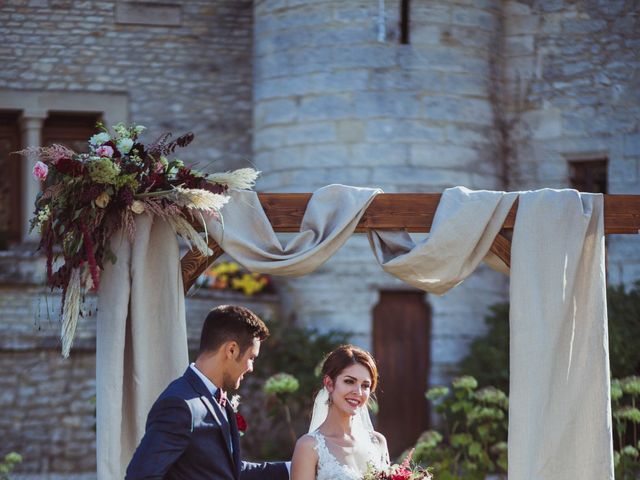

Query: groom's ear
left=224, top=341, right=241, bottom=360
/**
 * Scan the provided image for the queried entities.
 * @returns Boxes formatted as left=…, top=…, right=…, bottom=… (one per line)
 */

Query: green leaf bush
left=0, top=452, right=22, bottom=480
left=420, top=282, right=640, bottom=478
left=410, top=376, right=508, bottom=480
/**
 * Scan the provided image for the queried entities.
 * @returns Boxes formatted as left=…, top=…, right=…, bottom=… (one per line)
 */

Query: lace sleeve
left=371, top=431, right=390, bottom=467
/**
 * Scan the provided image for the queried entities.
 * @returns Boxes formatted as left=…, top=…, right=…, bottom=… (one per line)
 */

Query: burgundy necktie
left=215, top=388, right=227, bottom=408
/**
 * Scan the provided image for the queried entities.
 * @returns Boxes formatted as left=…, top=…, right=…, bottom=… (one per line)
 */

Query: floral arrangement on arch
left=197, top=261, right=271, bottom=296
left=22, top=122, right=259, bottom=357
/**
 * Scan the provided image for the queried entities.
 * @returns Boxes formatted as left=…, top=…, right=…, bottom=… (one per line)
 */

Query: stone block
left=562, top=18, right=607, bottom=34
left=298, top=94, right=353, bottom=121
left=623, top=134, right=640, bottom=157
left=431, top=336, right=472, bottom=364
left=505, top=35, right=534, bottom=56
left=400, top=48, right=490, bottom=76
left=335, top=119, right=365, bottom=143
left=609, top=157, right=638, bottom=183
left=506, top=14, right=540, bottom=35
left=411, top=24, right=443, bottom=45
left=505, top=1, right=531, bottom=15
left=410, top=143, right=480, bottom=168
left=365, top=119, right=446, bottom=142
left=424, top=96, right=494, bottom=125
left=299, top=144, right=353, bottom=167
left=353, top=91, right=423, bottom=118
left=367, top=68, right=442, bottom=93
left=255, top=70, right=370, bottom=99
left=451, top=7, right=498, bottom=31
left=350, top=142, right=411, bottom=165
left=115, top=2, right=182, bottom=26
left=441, top=72, right=488, bottom=96
left=254, top=98, right=297, bottom=127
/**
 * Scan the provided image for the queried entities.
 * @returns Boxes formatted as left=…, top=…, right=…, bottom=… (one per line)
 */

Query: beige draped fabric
left=368, top=187, right=613, bottom=480
left=96, top=215, right=188, bottom=480
left=96, top=185, right=380, bottom=479
left=508, top=190, right=613, bottom=480
left=203, top=184, right=382, bottom=275
left=96, top=184, right=613, bottom=480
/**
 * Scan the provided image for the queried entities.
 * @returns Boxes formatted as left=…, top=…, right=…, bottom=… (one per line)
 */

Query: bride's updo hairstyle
left=321, top=344, right=379, bottom=393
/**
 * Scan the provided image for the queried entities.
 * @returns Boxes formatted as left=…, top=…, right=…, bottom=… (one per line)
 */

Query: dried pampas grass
left=61, top=267, right=82, bottom=358
left=172, top=187, right=229, bottom=212
left=206, top=168, right=260, bottom=190
left=166, top=215, right=212, bottom=257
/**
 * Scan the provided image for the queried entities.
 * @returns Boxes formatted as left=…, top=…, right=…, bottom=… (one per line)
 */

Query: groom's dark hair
left=198, top=305, right=270, bottom=356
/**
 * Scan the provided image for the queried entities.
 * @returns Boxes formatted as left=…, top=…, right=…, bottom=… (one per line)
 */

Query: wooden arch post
left=181, top=193, right=640, bottom=291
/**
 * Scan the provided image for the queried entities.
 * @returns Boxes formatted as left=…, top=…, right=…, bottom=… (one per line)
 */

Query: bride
left=291, top=345, right=390, bottom=479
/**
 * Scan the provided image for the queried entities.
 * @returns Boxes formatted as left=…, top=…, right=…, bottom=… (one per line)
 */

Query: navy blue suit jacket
left=126, top=367, right=288, bottom=480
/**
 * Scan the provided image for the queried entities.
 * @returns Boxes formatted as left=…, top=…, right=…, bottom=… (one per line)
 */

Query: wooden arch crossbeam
left=181, top=193, right=640, bottom=293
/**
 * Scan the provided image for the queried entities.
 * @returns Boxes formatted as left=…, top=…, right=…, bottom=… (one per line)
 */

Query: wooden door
left=373, top=290, right=431, bottom=457
left=42, top=113, right=101, bottom=152
left=0, top=112, right=22, bottom=246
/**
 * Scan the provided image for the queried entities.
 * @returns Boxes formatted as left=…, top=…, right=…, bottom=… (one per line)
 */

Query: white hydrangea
left=117, top=137, right=134, bottom=154
left=89, top=132, right=111, bottom=146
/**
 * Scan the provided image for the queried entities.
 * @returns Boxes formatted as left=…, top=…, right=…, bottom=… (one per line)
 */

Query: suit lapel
left=226, top=402, right=241, bottom=477
left=183, top=368, right=236, bottom=469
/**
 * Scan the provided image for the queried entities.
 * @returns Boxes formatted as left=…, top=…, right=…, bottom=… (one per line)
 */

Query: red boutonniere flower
left=235, top=412, right=248, bottom=435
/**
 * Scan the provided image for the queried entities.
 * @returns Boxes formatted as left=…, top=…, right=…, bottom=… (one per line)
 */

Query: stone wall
left=0, top=0, right=254, bottom=170
left=252, top=0, right=509, bottom=386
left=503, top=0, right=640, bottom=285
left=0, top=250, right=280, bottom=476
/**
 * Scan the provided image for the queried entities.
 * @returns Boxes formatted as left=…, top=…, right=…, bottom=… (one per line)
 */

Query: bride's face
left=326, top=363, right=372, bottom=416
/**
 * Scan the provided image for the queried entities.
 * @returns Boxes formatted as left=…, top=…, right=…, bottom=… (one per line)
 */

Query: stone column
left=19, top=112, right=46, bottom=242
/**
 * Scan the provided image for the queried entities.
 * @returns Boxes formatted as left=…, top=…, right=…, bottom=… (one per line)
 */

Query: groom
left=126, top=305, right=289, bottom=480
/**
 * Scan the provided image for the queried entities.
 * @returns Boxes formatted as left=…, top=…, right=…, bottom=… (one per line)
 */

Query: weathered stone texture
left=253, top=0, right=507, bottom=389
left=0, top=251, right=279, bottom=476
left=0, top=0, right=254, bottom=170
left=0, top=350, right=96, bottom=474
left=503, top=0, right=640, bottom=285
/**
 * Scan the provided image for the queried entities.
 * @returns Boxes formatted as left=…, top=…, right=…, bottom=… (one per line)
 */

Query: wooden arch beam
left=181, top=193, right=640, bottom=292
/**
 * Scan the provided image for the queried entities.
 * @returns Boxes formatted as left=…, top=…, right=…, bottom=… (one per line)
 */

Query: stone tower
left=252, top=0, right=509, bottom=388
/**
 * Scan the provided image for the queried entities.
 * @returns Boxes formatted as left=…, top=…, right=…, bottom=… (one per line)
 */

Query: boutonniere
left=230, top=395, right=248, bottom=436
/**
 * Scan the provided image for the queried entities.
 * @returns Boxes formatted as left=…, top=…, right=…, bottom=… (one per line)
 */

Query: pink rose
left=96, top=145, right=114, bottom=158
left=33, top=161, right=48, bottom=181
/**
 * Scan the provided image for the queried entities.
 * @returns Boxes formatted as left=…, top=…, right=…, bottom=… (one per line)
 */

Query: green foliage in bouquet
left=0, top=452, right=22, bottom=480
left=411, top=376, right=508, bottom=480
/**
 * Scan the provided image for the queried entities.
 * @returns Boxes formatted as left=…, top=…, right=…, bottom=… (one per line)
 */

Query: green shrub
left=612, top=376, right=640, bottom=479
left=0, top=452, right=22, bottom=480
left=459, top=282, right=640, bottom=392
left=411, top=376, right=508, bottom=480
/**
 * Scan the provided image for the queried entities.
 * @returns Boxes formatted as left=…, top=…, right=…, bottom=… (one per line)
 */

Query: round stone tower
left=252, top=0, right=507, bottom=389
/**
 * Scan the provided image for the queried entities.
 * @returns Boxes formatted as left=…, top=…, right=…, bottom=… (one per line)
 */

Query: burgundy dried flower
left=55, top=157, right=85, bottom=176
left=118, top=185, right=134, bottom=207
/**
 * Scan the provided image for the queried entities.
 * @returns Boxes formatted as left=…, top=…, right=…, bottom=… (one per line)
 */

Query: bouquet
left=20, top=122, right=259, bottom=357
left=363, top=449, right=432, bottom=480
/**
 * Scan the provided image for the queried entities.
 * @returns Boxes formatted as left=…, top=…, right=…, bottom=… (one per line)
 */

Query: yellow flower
left=95, top=191, right=110, bottom=208
left=130, top=200, right=145, bottom=214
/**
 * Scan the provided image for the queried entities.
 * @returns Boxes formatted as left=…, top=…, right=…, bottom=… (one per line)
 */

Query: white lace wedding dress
left=310, top=430, right=389, bottom=480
